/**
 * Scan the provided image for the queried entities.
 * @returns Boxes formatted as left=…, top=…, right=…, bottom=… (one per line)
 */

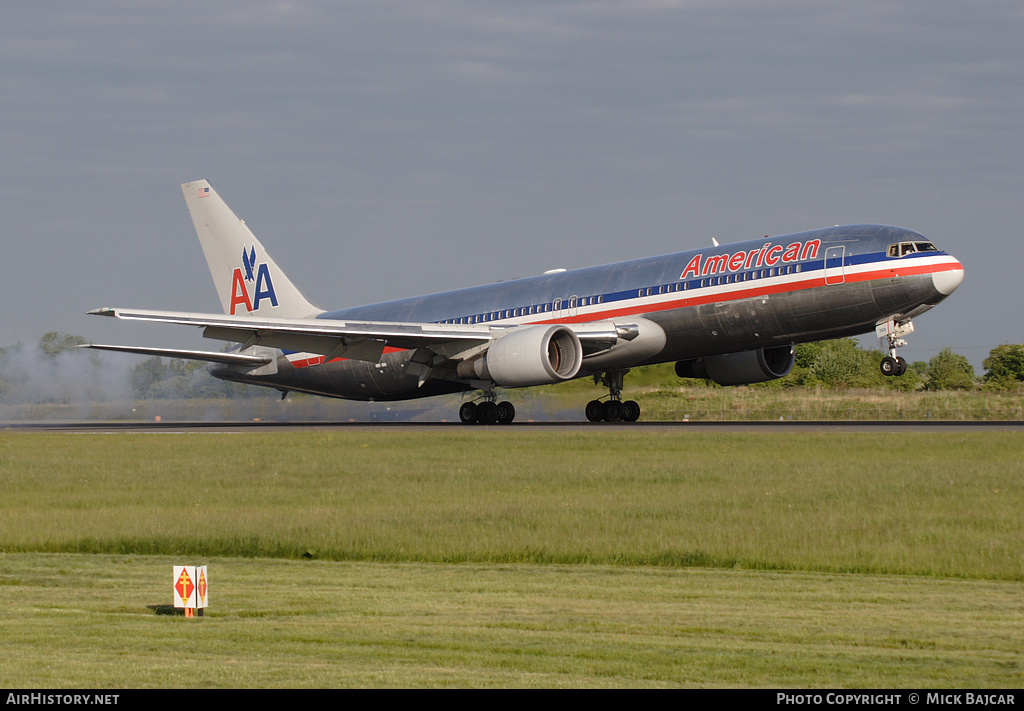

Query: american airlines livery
left=85, top=180, right=964, bottom=424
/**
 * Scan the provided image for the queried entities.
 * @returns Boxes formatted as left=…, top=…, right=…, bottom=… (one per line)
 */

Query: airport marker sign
left=173, top=565, right=208, bottom=617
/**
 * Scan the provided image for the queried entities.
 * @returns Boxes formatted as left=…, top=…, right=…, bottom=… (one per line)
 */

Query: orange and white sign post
left=173, top=565, right=208, bottom=617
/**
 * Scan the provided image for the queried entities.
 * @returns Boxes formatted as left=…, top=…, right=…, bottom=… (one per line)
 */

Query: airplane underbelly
left=214, top=351, right=466, bottom=402
left=313, top=352, right=469, bottom=401
left=870, top=273, right=936, bottom=316
left=646, top=297, right=781, bottom=361
left=649, top=278, right=909, bottom=363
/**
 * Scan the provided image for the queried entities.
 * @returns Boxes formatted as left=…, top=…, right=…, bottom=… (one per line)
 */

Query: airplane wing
left=87, top=307, right=495, bottom=363
left=86, top=307, right=631, bottom=364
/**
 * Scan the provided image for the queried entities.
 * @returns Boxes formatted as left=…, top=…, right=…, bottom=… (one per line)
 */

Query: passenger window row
left=436, top=262, right=804, bottom=325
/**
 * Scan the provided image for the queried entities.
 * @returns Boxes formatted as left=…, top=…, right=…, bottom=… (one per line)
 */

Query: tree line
left=773, top=339, right=1022, bottom=391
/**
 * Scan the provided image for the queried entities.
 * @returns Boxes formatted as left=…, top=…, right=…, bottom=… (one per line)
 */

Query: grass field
left=3, top=553, right=1022, bottom=688
left=1, top=430, right=1022, bottom=687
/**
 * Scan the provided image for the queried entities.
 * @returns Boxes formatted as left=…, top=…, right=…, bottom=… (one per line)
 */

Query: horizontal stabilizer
left=76, top=343, right=272, bottom=367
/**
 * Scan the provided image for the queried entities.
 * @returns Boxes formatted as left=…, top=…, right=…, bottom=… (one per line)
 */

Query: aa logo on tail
left=230, top=245, right=278, bottom=314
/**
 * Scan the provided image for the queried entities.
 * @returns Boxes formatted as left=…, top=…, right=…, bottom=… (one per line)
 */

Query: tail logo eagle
left=229, top=244, right=278, bottom=314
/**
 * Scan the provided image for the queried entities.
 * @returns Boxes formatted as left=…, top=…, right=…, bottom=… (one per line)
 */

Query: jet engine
left=457, top=325, right=583, bottom=387
left=675, top=345, right=795, bottom=386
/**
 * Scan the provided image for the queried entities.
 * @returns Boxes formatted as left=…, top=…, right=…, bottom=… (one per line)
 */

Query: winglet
left=181, top=180, right=323, bottom=319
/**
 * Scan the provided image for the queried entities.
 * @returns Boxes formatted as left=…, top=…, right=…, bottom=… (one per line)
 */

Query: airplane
left=84, top=179, right=964, bottom=424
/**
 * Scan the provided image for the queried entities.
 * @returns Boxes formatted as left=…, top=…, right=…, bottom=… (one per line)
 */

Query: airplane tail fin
left=182, top=179, right=322, bottom=318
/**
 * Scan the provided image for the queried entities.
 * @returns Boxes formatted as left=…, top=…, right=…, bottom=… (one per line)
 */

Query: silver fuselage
left=211, top=224, right=963, bottom=400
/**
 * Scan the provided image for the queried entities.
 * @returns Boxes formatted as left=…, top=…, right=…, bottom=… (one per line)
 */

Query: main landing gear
left=458, top=392, right=516, bottom=425
left=585, top=369, right=641, bottom=423
left=457, top=369, right=643, bottom=425
left=877, top=318, right=913, bottom=377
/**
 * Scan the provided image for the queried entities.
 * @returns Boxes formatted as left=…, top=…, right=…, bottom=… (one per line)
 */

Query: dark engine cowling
left=675, top=345, right=795, bottom=386
left=457, top=325, right=583, bottom=387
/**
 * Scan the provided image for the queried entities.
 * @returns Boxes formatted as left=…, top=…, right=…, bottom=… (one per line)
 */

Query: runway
left=5, top=420, right=1023, bottom=433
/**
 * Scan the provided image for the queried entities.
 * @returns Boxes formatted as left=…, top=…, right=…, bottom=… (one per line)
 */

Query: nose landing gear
left=877, top=318, right=913, bottom=377
left=880, top=355, right=907, bottom=377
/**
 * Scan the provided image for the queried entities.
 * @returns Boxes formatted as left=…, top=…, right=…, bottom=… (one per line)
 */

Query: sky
left=2, top=1, right=1022, bottom=372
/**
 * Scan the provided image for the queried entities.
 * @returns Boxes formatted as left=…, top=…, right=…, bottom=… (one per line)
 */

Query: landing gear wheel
left=459, top=402, right=478, bottom=425
left=621, top=400, right=641, bottom=422
left=585, top=400, right=604, bottom=423
left=895, top=356, right=907, bottom=376
left=477, top=401, right=499, bottom=425
left=880, top=356, right=899, bottom=376
left=496, top=401, right=516, bottom=425
left=602, top=400, right=624, bottom=422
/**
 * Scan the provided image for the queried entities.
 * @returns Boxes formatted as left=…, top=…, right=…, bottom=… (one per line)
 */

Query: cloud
left=1, top=0, right=1021, bottom=372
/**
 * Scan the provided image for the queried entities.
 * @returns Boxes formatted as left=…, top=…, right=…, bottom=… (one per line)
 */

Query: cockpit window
left=887, top=241, right=938, bottom=258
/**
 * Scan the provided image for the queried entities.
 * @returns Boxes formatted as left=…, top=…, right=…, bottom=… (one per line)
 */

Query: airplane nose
left=932, top=260, right=964, bottom=295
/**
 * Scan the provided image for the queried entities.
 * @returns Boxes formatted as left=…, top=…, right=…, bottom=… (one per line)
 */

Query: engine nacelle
left=457, top=325, right=583, bottom=387
left=675, top=345, right=795, bottom=386
left=581, top=317, right=667, bottom=371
